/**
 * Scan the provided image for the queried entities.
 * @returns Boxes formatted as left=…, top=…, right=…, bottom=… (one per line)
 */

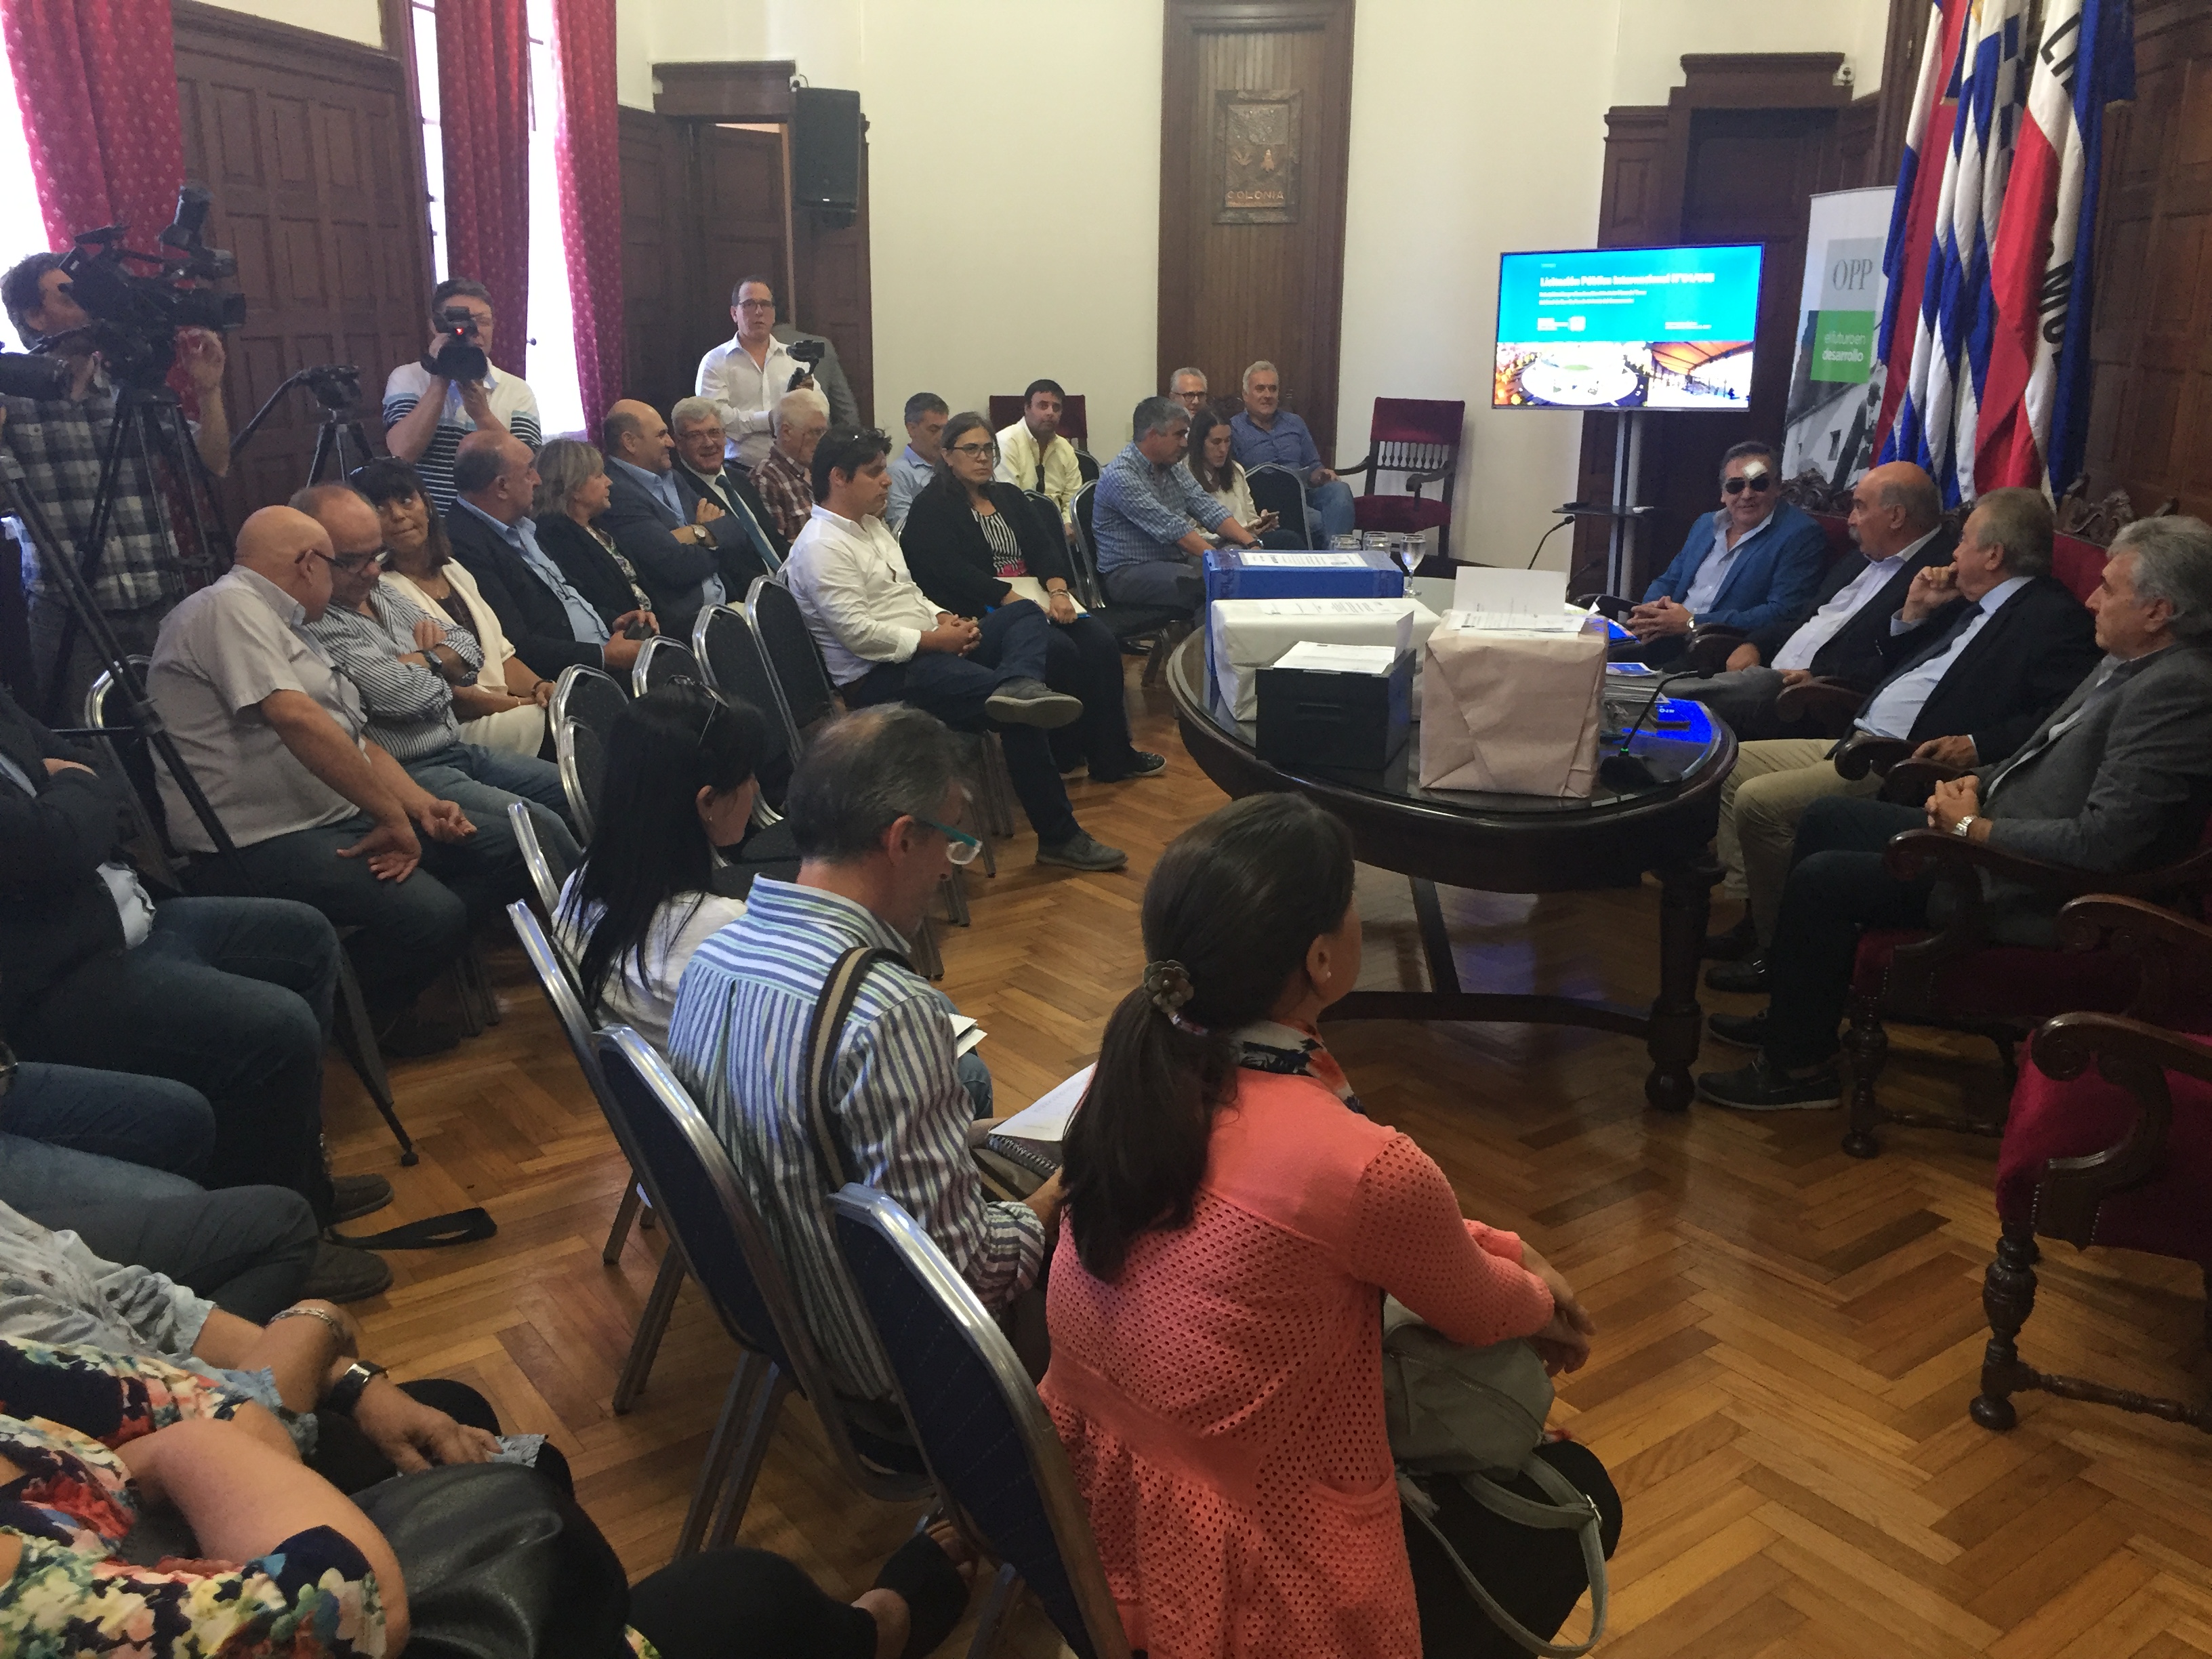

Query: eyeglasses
left=1723, top=474, right=1774, bottom=495
left=737, top=298, right=776, bottom=310
left=915, top=816, right=983, bottom=865
left=946, top=442, right=998, bottom=460
left=313, top=548, right=389, bottom=574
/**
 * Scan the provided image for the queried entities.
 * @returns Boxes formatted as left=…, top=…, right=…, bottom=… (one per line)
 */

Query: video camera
left=786, top=335, right=825, bottom=393
left=42, top=183, right=247, bottom=389
left=430, top=307, right=489, bottom=384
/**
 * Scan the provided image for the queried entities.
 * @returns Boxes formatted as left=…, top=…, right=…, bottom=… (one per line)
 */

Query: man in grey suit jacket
left=771, top=321, right=857, bottom=428
left=1698, top=513, right=2212, bottom=1111
left=598, top=399, right=728, bottom=639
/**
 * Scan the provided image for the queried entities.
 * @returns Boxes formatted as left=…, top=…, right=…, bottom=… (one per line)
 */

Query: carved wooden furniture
left=1971, top=895, right=2212, bottom=1436
left=1338, top=397, right=1465, bottom=560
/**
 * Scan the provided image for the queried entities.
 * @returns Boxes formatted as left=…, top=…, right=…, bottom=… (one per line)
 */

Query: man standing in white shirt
left=1677, top=462, right=1953, bottom=742
left=382, top=279, right=542, bottom=513
left=695, top=276, right=815, bottom=471
left=783, top=429, right=1128, bottom=873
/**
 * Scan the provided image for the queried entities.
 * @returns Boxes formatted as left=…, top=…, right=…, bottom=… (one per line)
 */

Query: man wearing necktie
left=599, top=401, right=735, bottom=640
left=671, top=396, right=787, bottom=586
left=1698, top=514, right=2212, bottom=1113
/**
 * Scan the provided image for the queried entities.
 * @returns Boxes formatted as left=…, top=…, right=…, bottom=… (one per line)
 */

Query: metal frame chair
left=555, top=717, right=605, bottom=843
left=594, top=1029, right=938, bottom=1558
left=506, top=800, right=569, bottom=922
left=1244, top=463, right=1312, bottom=548
left=830, top=1183, right=1132, bottom=1658
left=1069, top=480, right=1187, bottom=689
left=632, top=634, right=701, bottom=699
left=506, top=905, right=670, bottom=1409
left=551, top=662, right=628, bottom=742
left=84, top=665, right=419, bottom=1162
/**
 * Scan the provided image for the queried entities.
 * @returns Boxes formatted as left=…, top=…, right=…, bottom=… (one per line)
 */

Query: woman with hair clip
left=1044, top=792, right=1616, bottom=1659
left=555, top=680, right=783, bottom=1046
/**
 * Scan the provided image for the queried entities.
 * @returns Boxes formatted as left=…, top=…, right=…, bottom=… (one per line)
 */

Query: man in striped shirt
left=382, top=279, right=543, bottom=513
left=667, top=705, right=1061, bottom=1402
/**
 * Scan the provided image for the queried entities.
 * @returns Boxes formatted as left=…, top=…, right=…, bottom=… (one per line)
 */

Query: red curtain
left=551, top=0, right=621, bottom=430
left=435, top=0, right=531, bottom=369
left=1, top=0, right=184, bottom=251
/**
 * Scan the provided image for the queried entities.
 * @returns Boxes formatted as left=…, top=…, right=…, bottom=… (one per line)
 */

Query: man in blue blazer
left=1620, top=441, right=1829, bottom=664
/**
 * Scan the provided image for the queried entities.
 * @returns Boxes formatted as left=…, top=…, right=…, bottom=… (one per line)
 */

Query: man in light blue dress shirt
left=886, top=392, right=948, bottom=533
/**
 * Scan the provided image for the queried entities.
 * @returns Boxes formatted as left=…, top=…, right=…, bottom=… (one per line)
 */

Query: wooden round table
left=1167, top=631, right=1738, bottom=1109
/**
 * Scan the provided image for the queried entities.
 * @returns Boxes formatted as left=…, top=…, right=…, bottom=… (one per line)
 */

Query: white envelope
left=1210, top=596, right=1441, bottom=721
left=1418, top=616, right=1607, bottom=798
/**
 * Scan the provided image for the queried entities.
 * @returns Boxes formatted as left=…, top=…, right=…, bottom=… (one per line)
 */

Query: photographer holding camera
left=382, top=278, right=542, bottom=513
left=1, top=252, right=234, bottom=719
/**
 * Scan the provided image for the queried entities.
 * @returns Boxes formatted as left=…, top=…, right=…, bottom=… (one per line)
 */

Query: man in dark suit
left=443, top=430, right=651, bottom=680
left=1711, top=487, right=2101, bottom=983
left=1678, top=462, right=1954, bottom=740
left=669, top=394, right=784, bottom=586
left=598, top=400, right=730, bottom=640
left=1618, top=440, right=1830, bottom=664
left=1699, top=513, right=2212, bottom=1110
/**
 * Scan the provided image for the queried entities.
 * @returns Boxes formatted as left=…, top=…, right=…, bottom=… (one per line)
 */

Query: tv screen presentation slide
left=1493, top=243, right=1764, bottom=412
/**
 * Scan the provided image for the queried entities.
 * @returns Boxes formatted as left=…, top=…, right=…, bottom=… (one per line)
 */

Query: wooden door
left=619, top=106, right=695, bottom=418
left=171, top=0, right=433, bottom=520
left=1158, top=0, right=1355, bottom=460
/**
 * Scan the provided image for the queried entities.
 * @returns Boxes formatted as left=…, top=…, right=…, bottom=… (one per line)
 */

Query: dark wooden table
left=1168, top=632, right=1737, bottom=1109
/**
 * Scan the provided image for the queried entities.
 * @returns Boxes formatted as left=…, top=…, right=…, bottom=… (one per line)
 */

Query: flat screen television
left=1493, top=243, right=1764, bottom=412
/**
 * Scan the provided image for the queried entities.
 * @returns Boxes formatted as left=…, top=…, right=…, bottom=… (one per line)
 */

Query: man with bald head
left=443, top=428, right=653, bottom=679
left=294, top=483, right=577, bottom=865
left=148, top=505, right=529, bottom=1055
left=598, top=397, right=732, bottom=636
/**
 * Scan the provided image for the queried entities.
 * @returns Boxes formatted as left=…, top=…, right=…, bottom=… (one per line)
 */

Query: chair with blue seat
left=829, top=1182, right=1133, bottom=1658
left=595, top=1028, right=938, bottom=1559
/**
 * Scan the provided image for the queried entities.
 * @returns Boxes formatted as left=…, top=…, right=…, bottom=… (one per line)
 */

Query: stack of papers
left=1237, top=551, right=1371, bottom=569
left=1444, top=611, right=1589, bottom=634
left=947, top=1014, right=986, bottom=1059
left=1271, top=640, right=1403, bottom=675
left=993, top=1064, right=1094, bottom=1147
left=1445, top=567, right=1591, bottom=632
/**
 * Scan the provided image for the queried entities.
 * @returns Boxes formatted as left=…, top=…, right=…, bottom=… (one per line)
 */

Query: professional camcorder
left=430, top=306, right=490, bottom=384
left=43, top=183, right=247, bottom=388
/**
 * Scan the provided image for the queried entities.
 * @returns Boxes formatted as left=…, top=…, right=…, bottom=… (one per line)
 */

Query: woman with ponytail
left=1044, top=792, right=1610, bottom=1658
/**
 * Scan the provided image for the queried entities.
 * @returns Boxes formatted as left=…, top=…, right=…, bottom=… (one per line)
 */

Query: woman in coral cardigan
left=1044, top=793, right=1616, bottom=1658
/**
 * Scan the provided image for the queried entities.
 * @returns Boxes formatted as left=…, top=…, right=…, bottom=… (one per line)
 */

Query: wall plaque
left=1215, top=89, right=1300, bottom=224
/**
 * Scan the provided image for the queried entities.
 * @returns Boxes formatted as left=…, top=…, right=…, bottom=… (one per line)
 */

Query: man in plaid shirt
left=2, top=253, right=232, bottom=721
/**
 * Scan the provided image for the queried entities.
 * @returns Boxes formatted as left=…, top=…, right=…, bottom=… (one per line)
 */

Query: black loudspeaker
left=792, top=87, right=862, bottom=227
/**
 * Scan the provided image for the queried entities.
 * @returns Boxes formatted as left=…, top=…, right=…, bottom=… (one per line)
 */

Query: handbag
left=1380, top=1296, right=1609, bottom=1658
left=350, top=1461, right=633, bottom=1659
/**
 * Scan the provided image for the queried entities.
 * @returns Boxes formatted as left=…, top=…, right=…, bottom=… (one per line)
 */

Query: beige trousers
left=1717, top=738, right=1881, bottom=944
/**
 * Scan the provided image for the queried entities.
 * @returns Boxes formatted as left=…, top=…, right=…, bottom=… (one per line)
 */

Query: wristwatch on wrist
left=1952, top=813, right=1979, bottom=839
left=325, top=1359, right=388, bottom=1416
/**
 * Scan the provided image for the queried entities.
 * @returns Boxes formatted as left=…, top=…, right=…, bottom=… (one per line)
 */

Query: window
left=406, top=0, right=583, bottom=437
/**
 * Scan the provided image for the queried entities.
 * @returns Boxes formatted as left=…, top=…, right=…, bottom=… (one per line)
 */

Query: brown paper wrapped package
left=1418, top=619, right=1607, bottom=798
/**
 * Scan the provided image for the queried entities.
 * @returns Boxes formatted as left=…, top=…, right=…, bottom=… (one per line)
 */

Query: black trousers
left=1040, top=613, right=1143, bottom=777
left=310, top=1377, right=575, bottom=1499
left=628, top=1549, right=876, bottom=1659
left=28, top=1186, right=321, bottom=1322
left=1763, top=795, right=1937, bottom=1065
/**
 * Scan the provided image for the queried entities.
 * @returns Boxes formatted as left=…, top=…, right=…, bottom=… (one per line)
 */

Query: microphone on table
left=1599, top=662, right=1714, bottom=791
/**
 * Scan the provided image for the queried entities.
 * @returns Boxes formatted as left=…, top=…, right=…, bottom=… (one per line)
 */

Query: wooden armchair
left=1971, top=897, right=2212, bottom=1436
left=1839, top=825, right=2212, bottom=1158
left=1773, top=674, right=1866, bottom=738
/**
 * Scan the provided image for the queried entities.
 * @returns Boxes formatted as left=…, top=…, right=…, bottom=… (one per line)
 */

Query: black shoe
left=331, top=1173, right=394, bottom=1223
left=303, top=1238, right=393, bottom=1302
left=1705, top=954, right=1769, bottom=994
left=984, top=678, right=1084, bottom=730
left=1035, top=831, right=1128, bottom=872
left=1707, top=1010, right=1768, bottom=1050
left=376, top=1008, right=461, bottom=1058
left=1696, top=1054, right=1841, bottom=1112
left=1092, top=752, right=1168, bottom=783
left=1702, top=914, right=1759, bottom=961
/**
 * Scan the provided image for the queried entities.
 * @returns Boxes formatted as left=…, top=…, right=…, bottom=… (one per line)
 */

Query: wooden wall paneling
left=1158, top=0, right=1355, bottom=460
left=172, top=0, right=433, bottom=520
left=618, top=106, right=697, bottom=419
left=793, top=137, right=875, bottom=427
left=696, top=123, right=793, bottom=398
left=653, top=60, right=796, bottom=123
left=2081, top=0, right=2212, bottom=523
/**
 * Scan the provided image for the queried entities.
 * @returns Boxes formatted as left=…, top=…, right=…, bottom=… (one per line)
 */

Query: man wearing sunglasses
left=1617, top=441, right=1827, bottom=665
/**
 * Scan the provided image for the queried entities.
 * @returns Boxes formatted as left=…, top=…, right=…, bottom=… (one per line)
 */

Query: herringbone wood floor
left=335, top=668, right=2212, bottom=1658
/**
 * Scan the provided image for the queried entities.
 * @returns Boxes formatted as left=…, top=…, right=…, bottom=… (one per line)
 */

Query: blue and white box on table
left=1203, top=547, right=1406, bottom=604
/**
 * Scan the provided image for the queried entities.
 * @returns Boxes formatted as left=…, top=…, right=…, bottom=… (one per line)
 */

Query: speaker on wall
left=792, top=87, right=863, bottom=228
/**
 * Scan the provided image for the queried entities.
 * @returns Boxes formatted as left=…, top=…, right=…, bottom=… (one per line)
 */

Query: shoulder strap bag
left=1380, top=1296, right=1610, bottom=1658
left=800, top=943, right=909, bottom=1193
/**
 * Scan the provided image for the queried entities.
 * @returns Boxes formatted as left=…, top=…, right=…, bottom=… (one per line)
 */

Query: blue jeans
left=409, top=742, right=583, bottom=862
left=28, top=1187, right=321, bottom=1322
left=0, top=1061, right=216, bottom=1202
left=1307, top=478, right=1356, bottom=544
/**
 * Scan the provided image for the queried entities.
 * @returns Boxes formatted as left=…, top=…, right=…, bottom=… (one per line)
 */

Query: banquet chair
left=555, top=717, right=607, bottom=844
left=632, top=634, right=701, bottom=698
left=506, top=800, right=571, bottom=924
left=1244, top=464, right=1311, bottom=548
left=1340, top=397, right=1465, bottom=561
left=552, top=662, right=628, bottom=744
left=830, top=1183, right=1132, bottom=1659
left=1970, top=896, right=2212, bottom=1437
left=596, top=1029, right=937, bottom=1559
left=1071, top=480, right=1188, bottom=689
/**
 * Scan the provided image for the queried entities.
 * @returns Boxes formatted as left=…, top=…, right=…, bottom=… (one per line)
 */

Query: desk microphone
left=1599, top=664, right=1712, bottom=790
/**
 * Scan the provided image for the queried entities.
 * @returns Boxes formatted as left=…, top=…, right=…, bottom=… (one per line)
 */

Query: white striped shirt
left=381, top=361, right=544, bottom=512
left=665, top=878, right=1044, bottom=1399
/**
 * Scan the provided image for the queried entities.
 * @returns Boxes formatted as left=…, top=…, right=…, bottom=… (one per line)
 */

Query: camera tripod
left=230, top=363, right=375, bottom=486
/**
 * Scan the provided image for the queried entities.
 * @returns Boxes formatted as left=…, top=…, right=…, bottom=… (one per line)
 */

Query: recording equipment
left=430, top=307, right=489, bottom=384
left=785, top=335, right=826, bottom=394
left=0, top=351, right=73, bottom=399
left=1598, top=665, right=1711, bottom=790
left=49, top=184, right=247, bottom=390
left=791, top=85, right=863, bottom=227
left=229, top=363, right=375, bottom=485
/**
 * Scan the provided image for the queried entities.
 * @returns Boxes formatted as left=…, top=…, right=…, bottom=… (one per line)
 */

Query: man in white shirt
left=382, top=278, right=543, bottom=512
left=695, top=276, right=815, bottom=470
left=994, top=379, right=1083, bottom=531
left=783, top=429, right=1127, bottom=872
left=1677, top=462, right=1952, bottom=741
left=886, top=392, right=948, bottom=533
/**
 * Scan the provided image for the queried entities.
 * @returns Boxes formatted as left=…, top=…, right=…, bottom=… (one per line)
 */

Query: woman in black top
left=901, top=411, right=1162, bottom=782
left=531, top=438, right=659, bottom=630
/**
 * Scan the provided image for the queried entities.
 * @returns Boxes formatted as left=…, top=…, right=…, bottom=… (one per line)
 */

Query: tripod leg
left=309, top=421, right=336, bottom=485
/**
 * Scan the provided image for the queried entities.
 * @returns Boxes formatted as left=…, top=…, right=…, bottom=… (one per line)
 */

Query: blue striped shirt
left=665, top=878, right=1043, bottom=1399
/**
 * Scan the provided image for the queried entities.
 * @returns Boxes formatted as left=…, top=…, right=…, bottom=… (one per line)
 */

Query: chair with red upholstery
left=1971, top=895, right=2212, bottom=1435
left=1839, top=823, right=2212, bottom=1159
left=1340, top=398, right=1465, bottom=560
left=2051, top=532, right=2109, bottom=604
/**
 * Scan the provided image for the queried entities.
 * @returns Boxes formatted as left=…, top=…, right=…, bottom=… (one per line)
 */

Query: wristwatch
left=1952, top=813, right=1979, bottom=839
left=325, top=1359, right=388, bottom=1416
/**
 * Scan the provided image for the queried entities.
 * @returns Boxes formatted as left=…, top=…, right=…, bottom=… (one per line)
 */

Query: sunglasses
left=914, top=816, right=983, bottom=866
left=1723, top=473, right=1774, bottom=496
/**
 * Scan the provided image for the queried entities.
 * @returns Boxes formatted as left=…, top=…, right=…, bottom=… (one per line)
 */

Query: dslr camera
left=431, top=307, right=489, bottom=384
left=40, top=184, right=247, bottom=390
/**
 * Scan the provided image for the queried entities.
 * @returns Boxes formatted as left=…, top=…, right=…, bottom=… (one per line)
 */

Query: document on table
left=1443, top=609, right=1590, bottom=634
left=1271, top=640, right=1402, bottom=675
left=1453, top=567, right=1568, bottom=617
left=1236, top=551, right=1372, bottom=568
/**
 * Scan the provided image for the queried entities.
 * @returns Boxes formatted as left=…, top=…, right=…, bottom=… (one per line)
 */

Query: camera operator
left=382, top=277, right=541, bottom=514
left=1, top=252, right=232, bottom=719
left=695, top=276, right=816, bottom=473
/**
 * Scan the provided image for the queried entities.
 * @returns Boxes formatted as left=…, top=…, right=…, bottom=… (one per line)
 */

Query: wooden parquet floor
left=333, top=668, right=2212, bottom=1658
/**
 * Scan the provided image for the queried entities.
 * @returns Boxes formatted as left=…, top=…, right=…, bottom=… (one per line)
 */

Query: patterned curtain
left=0, top=0, right=184, bottom=250
left=551, top=0, right=621, bottom=431
left=435, top=0, right=531, bottom=368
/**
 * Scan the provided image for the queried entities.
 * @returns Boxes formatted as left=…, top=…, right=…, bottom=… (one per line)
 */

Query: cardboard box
left=1418, top=615, right=1607, bottom=797
left=1204, top=547, right=1406, bottom=603
left=1209, top=596, right=1442, bottom=722
left=1256, top=642, right=1412, bottom=771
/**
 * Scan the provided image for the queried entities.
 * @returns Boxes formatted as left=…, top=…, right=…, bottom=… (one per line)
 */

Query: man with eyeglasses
left=1616, top=440, right=1827, bottom=665
left=294, top=484, right=579, bottom=868
left=695, top=277, right=814, bottom=472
